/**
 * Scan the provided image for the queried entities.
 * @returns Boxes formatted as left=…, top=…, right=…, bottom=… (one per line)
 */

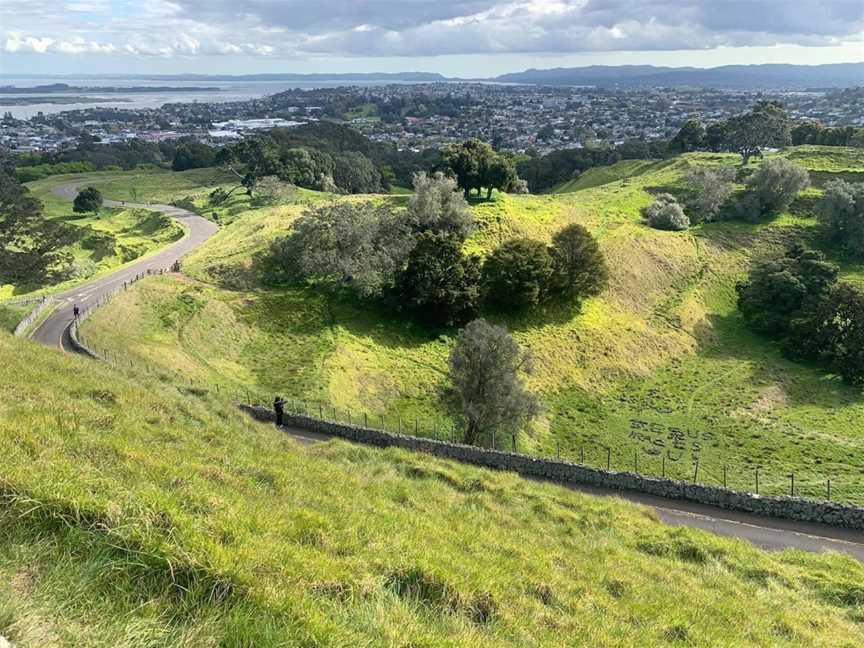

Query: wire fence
left=73, top=272, right=864, bottom=508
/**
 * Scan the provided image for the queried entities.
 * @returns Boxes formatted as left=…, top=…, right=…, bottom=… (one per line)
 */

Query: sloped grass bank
left=1, top=333, right=863, bottom=646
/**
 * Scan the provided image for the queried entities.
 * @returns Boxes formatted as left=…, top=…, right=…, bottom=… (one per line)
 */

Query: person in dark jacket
left=72, top=305, right=80, bottom=319
left=273, top=396, right=286, bottom=427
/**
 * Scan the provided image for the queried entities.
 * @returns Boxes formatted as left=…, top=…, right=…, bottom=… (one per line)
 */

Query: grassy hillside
left=80, top=147, right=864, bottom=504
left=0, top=170, right=220, bottom=300
left=1, top=332, right=863, bottom=647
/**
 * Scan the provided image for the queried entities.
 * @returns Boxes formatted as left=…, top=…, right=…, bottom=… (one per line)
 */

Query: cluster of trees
left=671, top=102, right=864, bottom=165
left=0, top=151, right=75, bottom=286
left=441, top=140, right=524, bottom=199
left=791, top=122, right=864, bottom=148
left=17, top=135, right=179, bottom=172
left=214, top=132, right=385, bottom=197
left=15, top=160, right=97, bottom=183
left=642, top=158, right=809, bottom=231
left=737, top=245, right=864, bottom=385
left=264, top=172, right=608, bottom=328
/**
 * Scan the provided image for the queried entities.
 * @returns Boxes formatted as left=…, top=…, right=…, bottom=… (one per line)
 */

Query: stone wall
left=241, top=404, right=864, bottom=531
left=12, top=297, right=54, bottom=337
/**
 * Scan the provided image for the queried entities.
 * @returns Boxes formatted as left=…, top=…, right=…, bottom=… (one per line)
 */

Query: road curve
left=31, top=182, right=218, bottom=348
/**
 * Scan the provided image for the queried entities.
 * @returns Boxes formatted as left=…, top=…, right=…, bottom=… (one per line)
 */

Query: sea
left=0, top=76, right=426, bottom=119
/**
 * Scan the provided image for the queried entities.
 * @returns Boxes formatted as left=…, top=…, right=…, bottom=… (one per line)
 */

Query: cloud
left=2, top=0, right=862, bottom=60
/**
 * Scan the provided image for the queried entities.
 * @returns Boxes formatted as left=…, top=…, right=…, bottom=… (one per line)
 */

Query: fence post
left=319, top=403, right=323, bottom=419
left=723, top=465, right=727, bottom=488
left=556, top=441, right=560, bottom=459
left=580, top=446, right=584, bottom=464
left=511, top=434, right=516, bottom=452
left=380, top=414, right=385, bottom=430
left=347, top=409, right=351, bottom=425
left=398, top=416, right=402, bottom=434
left=692, top=460, right=699, bottom=484
left=755, top=468, right=760, bottom=494
left=790, top=473, right=795, bottom=497
left=662, top=455, right=665, bottom=477
left=606, top=447, right=611, bottom=471
left=492, top=431, right=496, bottom=449
left=634, top=450, right=638, bottom=473
left=414, top=419, right=418, bottom=434
left=364, top=412, right=368, bottom=428
left=827, top=479, right=831, bottom=501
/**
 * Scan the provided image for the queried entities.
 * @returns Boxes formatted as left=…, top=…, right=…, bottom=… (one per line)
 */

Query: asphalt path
left=31, top=182, right=218, bottom=348
left=29, top=181, right=864, bottom=562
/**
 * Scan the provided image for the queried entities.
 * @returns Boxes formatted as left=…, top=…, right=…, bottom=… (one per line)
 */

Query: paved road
left=271, top=423, right=864, bottom=561
left=31, top=182, right=218, bottom=348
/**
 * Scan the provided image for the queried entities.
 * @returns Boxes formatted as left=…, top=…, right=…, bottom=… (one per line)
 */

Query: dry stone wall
left=241, top=404, right=864, bottom=531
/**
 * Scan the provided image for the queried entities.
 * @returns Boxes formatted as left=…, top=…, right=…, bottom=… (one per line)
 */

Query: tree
left=172, top=141, right=216, bottom=171
left=549, top=223, right=608, bottom=302
left=332, top=151, right=383, bottom=194
left=818, top=180, right=864, bottom=258
left=791, top=283, right=864, bottom=386
left=641, top=194, right=690, bottom=231
left=393, top=232, right=482, bottom=327
left=408, top=171, right=474, bottom=239
left=73, top=186, right=103, bottom=213
left=704, top=121, right=729, bottom=153
left=725, top=102, right=791, bottom=165
left=682, top=166, right=736, bottom=223
left=740, top=158, right=809, bottom=219
left=482, top=155, right=518, bottom=199
left=445, top=319, right=540, bottom=446
left=442, top=139, right=495, bottom=197
left=482, top=238, right=555, bottom=309
left=219, top=136, right=282, bottom=196
left=266, top=201, right=413, bottom=298
left=670, top=120, right=706, bottom=153
left=736, top=245, right=838, bottom=336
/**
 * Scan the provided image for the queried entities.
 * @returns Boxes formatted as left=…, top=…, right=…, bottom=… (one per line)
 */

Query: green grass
left=80, top=146, right=864, bottom=505
left=2, top=332, right=863, bottom=647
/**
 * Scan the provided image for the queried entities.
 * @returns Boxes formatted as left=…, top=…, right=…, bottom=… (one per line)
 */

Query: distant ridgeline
left=0, top=83, right=221, bottom=94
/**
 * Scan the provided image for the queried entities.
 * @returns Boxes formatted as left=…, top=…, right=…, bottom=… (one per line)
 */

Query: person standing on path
left=274, top=396, right=286, bottom=427
left=72, top=305, right=80, bottom=319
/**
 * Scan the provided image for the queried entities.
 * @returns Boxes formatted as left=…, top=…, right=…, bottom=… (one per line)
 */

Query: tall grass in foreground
left=0, top=332, right=862, bottom=646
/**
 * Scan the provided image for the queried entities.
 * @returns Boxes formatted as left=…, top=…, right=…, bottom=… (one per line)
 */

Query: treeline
left=670, top=101, right=864, bottom=162
left=16, top=136, right=181, bottom=173
left=261, top=172, right=607, bottom=328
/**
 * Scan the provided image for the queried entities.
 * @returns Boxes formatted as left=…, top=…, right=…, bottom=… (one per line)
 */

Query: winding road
left=31, top=182, right=218, bottom=349
left=29, top=180, right=864, bottom=561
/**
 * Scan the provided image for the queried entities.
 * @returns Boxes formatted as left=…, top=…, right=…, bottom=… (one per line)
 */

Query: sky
left=0, top=0, right=862, bottom=77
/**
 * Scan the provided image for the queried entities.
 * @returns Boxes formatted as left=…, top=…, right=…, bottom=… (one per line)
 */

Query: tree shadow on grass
left=692, top=311, right=863, bottom=410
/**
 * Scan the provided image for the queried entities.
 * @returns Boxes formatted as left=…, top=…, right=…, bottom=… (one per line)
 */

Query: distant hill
left=493, top=63, right=864, bottom=88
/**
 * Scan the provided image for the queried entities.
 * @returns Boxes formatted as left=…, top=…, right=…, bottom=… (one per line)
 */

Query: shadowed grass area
left=1, top=332, right=863, bottom=647
left=80, top=146, right=864, bottom=503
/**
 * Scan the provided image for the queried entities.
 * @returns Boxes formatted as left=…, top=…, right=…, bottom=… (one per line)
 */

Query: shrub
left=818, top=180, right=864, bottom=258
left=265, top=201, right=414, bottom=298
left=482, top=238, right=555, bottom=309
left=393, top=232, right=481, bottom=327
left=740, top=158, right=809, bottom=219
left=73, top=186, right=103, bottom=213
left=642, top=194, right=690, bottom=231
left=549, top=223, right=608, bottom=301
left=682, top=166, right=736, bottom=222
left=250, top=176, right=296, bottom=207
left=408, top=171, right=474, bottom=239
left=445, top=319, right=540, bottom=446
left=736, top=245, right=838, bottom=336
